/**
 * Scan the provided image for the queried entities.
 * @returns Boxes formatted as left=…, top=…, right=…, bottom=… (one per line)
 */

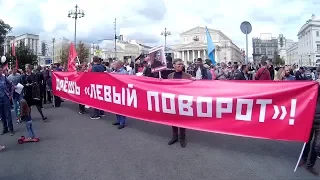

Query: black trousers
left=39, top=85, right=44, bottom=105
left=54, top=96, right=61, bottom=107
left=172, top=126, right=186, bottom=140
left=47, top=90, right=52, bottom=103
left=79, top=104, right=85, bottom=112
left=302, top=123, right=320, bottom=167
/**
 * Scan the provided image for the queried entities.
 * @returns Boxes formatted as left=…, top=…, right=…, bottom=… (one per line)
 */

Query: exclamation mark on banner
left=289, top=99, right=297, bottom=125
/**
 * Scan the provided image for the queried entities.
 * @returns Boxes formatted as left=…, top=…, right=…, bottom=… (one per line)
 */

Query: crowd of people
left=1, top=55, right=320, bottom=175
left=0, top=63, right=66, bottom=151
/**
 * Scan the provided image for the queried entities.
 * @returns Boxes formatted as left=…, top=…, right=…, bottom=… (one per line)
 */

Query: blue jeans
left=25, top=121, right=35, bottom=138
left=0, top=96, right=13, bottom=132
left=13, top=92, right=23, bottom=119
left=116, top=114, right=126, bottom=125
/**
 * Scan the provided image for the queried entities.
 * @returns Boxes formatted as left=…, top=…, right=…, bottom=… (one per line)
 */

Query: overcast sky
left=0, top=0, right=319, bottom=56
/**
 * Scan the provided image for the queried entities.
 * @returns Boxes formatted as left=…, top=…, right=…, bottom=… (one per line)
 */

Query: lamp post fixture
left=68, top=4, right=85, bottom=49
left=1, top=56, right=6, bottom=63
left=1, top=45, right=5, bottom=64
left=161, top=28, right=171, bottom=53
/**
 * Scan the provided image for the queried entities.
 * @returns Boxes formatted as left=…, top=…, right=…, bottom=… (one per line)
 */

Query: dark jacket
left=161, top=63, right=174, bottom=79
left=295, top=71, right=307, bottom=80
left=91, top=64, right=105, bottom=72
left=315, top=96, right=320, bottom=124
left=193, top=65, right=208, bottom=79
left=36, top=71, right=44, bottom=85
left=231, top=70, right=246, bottom=80
left=21, top=73, right=40, bottom=99
left=143, top=67, right=153, bottom=77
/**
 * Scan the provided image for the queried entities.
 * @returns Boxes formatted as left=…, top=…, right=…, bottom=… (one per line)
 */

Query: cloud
left=0, top=0, right=318, bottom=57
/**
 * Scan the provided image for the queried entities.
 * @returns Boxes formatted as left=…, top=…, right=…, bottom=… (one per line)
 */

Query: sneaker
left=79, top=111, right=87, bottom=115
left=0, top=145, right=5, bottom=151
left=1, top=131, right=8, bottom=135
left=307, top=167, right=320, bottom=176
left=100, top=114, right=105, bottom=117
left=90, top=116, right=100, bottom=120
left=10, top=131, right=14, bottom=136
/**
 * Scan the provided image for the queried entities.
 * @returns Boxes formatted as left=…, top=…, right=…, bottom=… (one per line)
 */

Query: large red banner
left=52, top=72, right=319, bottom=142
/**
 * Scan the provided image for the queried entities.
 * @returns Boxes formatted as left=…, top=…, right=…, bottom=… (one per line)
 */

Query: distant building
left=38, top=56, right=53, bottom=66
left=3, top=34, right=40, bottom=55
left=287, top=42, right=299, bottom=65
left=252, top=33, right=278, bottom=64
left=297, top=14, right=320, bottom=66
left=51, top=37, right=70, bottom=63
left=172, top=26, right=242, bottom=64
left=95, top=39, right=141, bottom=62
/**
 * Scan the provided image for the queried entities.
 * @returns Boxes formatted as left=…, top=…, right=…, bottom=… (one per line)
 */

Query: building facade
left=51, top=37, right=70, bottom=63
left=171, top=26, right=242, bottom=64
left=287, top=42, right=299, bottom=65
left=297, top=14, right=320, bottom=66
left=95, top=39, right=141, bottom=62
left=3, top=34, right=40, bottom=55
left=252, top=33, right=278, bottom=64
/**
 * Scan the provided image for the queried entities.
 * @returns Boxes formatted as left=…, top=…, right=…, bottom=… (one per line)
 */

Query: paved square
left=0, top=102, right=318, bottom=180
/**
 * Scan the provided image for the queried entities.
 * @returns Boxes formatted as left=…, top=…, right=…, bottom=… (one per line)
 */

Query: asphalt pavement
left=0, top=101, right=319, bottom=180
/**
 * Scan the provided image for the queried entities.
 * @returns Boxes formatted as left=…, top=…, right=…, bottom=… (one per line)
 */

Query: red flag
left=68, top=43, right=77, bottom=72
left=3, top=63, right=8, bottom=69
left=12, top=43, right=18, bottom=68
left=12, top=43, right=15, bottom=56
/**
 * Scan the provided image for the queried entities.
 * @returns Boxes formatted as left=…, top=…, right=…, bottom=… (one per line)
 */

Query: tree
left=77, top=41, right=89, bottom=63
left=14, top=41, right=38, bottom=69
left=60, top=44, right=70, bottom=66
left=274, top=55, right=285, bottom=66
left=0, top=19, right=12, bottom=47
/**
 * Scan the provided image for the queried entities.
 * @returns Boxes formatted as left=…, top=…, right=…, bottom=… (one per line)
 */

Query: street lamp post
left=68, top=4, right=85, bottom=49
left=161, top=28, right=171, bottom=53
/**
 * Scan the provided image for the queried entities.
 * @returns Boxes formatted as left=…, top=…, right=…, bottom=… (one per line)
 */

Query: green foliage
left=14, top=41, right=38, bottom=69
left=0, top=19, right=12, bottom=45
left=274, top=55, right=285, bottom=65
left=60, top=44, right=70, bottom=66
left=77, top=41, right=89, bottom=64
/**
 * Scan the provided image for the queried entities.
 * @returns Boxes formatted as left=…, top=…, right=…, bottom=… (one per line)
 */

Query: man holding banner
left=299, top=81, right=320, bottom=176
left=167, top=58, right=192, bottom=148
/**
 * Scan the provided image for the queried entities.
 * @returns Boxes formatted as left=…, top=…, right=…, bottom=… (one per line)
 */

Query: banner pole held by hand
left=294, top=142, right=306, bottom=172
left=158, top=71, right=162, bottom=79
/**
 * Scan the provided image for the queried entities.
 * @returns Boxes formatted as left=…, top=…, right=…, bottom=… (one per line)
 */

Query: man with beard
left=167, top=58, right=192, bottom=148
left=281, top=66, right=295, bottom=80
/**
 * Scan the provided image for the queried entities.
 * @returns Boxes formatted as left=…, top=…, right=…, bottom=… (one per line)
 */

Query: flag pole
left=293, top=142, right=306, bottom=172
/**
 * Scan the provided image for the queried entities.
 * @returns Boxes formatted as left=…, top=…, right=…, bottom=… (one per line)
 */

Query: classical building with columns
left=171, top=26, right=243, bottom=64
left=3, top=33, right=40, bottom=55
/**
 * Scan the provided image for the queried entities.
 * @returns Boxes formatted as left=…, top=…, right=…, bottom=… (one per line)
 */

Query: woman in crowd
left=21, top=64, right=47, bottom=121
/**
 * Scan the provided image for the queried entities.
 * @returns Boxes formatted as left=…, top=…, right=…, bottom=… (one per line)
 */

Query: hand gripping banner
left=52, top=72, right=318, bottom=142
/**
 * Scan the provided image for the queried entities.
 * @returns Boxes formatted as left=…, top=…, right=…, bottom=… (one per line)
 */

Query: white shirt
left=195, top=67, right=202, bottom=80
